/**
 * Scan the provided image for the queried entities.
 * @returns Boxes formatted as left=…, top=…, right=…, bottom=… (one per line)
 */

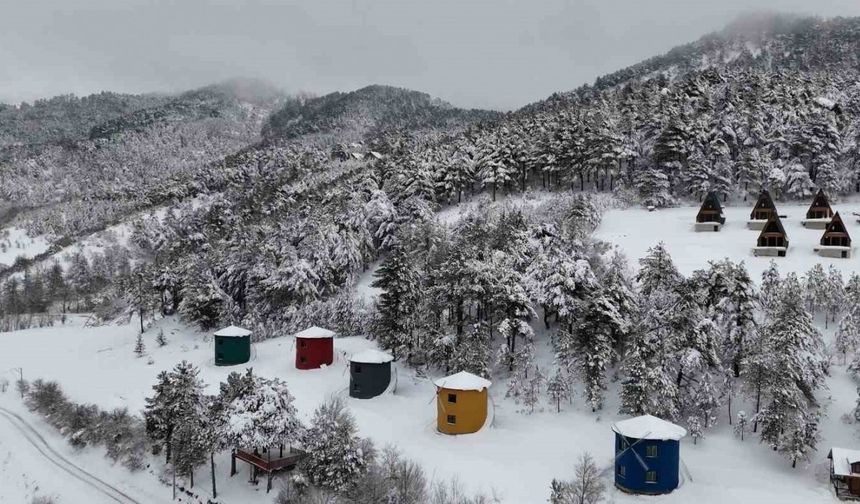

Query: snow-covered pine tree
left=156, top=328, right=167, bottom=347
left=802, top=263, right=827, bottom=317
left=836, top=308, right=860, bottom=365
left=824, top=265, right=845, bottom=329
left=735, top=411, right=748, bottom=441
left=546, top=366, right=573, bottom=413
left=522, top=365, right=545, bottom=414
left=223, top=375, right=304, bottom=452
left=134, top=333, right=146, bottom=357
left=636, top=242, right=682, bottom=297
left=302, top=397, right=371, bottom=492
left=687, top=416, right=703, bottom=445
left=759, top=261, right=781, bottom=314
left=779, top=410, right=820, bottom=469
left=371, top=243, right=420, bottom=359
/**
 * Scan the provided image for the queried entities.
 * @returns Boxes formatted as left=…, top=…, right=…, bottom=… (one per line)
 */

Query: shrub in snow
left=734, top=411, right=749, bottom=441
left=549, top=452, right=605, bottom=504
left=302, top=397, right=371, bottom=492
left=687, top=416, right=703, bottom=445
left=134, top=332, right=146, bottom=357
left=0, top=377, right=8, bottom=393
left=156, top=328, right=167, bottom=347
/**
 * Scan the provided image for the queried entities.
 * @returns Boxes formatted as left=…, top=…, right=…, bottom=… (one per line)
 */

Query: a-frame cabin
left=816, top=212, right=852, bottom=258
left=802, top=189, right=834, bottom=229
left=694, top=191, right=726, bottom=231
left=753, top=215, right=789, bottom=257
left=748, top=190, right=778, bottom=230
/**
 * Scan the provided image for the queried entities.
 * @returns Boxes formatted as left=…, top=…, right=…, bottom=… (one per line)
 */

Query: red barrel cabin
left=295, top=326, right=335, bottom=370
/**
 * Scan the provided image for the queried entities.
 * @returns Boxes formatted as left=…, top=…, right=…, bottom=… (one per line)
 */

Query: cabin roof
left=612, top=414, right=687, bottom=441
left=214, top=325, right=252, bottom=337
left=350, top=349, right=394, bottom=364
left=699, top=192, right=723, bottom=212
left=750, top=190, right=777, bottom=219
left=434, top=371, right=492, bottom=391
left=808, top=189, right=832, bottom=210
left=824, top=212, right=849, bottom=234
left=295, top=326, right=336, bottom=339
left=830, top=447, right=860, bottom=477
left=759, top=215, right=787, bottom=236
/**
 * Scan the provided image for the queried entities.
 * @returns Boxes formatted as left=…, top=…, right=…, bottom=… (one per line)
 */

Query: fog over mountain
left=3, top=0, right=860, bottom=109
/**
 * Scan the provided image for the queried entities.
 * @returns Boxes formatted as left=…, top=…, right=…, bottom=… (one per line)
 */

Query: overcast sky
left=2, top=1, right=860, bottom=110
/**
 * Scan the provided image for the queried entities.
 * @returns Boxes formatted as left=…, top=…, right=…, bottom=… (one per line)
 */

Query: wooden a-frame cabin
left=802, top=189, right=835, bottom=229
left=694, top=191, right=726, bottom=232
left=748, top=190, right=778, bottom=230
left=815, top=212, right=852, bottom=258
left=753, top=215, right=789, bottom=257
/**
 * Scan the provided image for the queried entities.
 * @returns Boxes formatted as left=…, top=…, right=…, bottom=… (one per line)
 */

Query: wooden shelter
left=214, top=325, right=252, bottom=366
left=816, top=212, right=852, bottom=258
left=295, top=326, right=335, bottom=370
left=828, top=447, right=860, bottom=500
left=434, top=371, right=491, bottom=435
left=694, top=191, right=726, bottom=231
left=613, top=415, right=686, bottom=495
left=748, top=190, right=778, bottom=230
left=231, top=446, right=305, bottom=493
left=753, top=215, right=789, bottom=257
left=802, top=189, right=835, bottom=229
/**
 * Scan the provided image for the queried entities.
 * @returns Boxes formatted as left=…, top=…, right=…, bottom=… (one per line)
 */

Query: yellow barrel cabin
left=434, top=371, right=491, bottom=435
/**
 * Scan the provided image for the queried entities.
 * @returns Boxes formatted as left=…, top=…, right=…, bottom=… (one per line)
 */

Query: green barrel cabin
left=214, top=325, right=252, bottom=366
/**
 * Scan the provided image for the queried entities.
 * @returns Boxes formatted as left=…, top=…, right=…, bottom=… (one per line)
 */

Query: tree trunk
left=211, top=452, right=217, bottom=498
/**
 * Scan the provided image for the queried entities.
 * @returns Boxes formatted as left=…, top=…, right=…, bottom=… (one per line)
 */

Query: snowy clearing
left=0, top=312, right=852, bottom=503
left=0, top=227, right=50, bottom=268
left=595, top=203, right=860, bottom=279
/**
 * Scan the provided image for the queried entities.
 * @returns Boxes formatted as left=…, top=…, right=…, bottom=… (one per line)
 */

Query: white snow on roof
left=434, top=371, right=492, bottom=391
left=612, top=414, right=687, bottom=441
left=350, top=349, right=394, bottom=364
left=213, top=325, right=252, bottom=337
left=831, top=447, right=860, bottom=477
left=815, top=96, right=836, bottom=110
left=295, top=326, right=336, bottom=339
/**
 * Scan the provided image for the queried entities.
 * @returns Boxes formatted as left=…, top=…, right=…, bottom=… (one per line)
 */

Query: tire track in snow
left=0, top=406, right=142, bottom=504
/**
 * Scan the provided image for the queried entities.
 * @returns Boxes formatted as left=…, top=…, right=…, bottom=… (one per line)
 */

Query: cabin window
left=448, top=393, right=457, bottom=404
left=299, top=340, right=306, bottom=347
left=353, top=383, right=360, bottom=392
left=617, top=465, right=626, bottom=478
left=354, top=364, right=362, bottom=374
left=447, top=414, right=456, bottom=425
left=646, top=445, right=658, bottom=458
left=300, top=356, right=307, bottom=364
left=645, top=471, right=657, bottom=483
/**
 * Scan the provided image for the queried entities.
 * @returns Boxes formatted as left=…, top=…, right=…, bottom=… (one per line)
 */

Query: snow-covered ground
left=595, top=203, right=860, bottom=279
left=0, top=227, right=50, bottom=268
left=0, top=312, right=852, bottom=503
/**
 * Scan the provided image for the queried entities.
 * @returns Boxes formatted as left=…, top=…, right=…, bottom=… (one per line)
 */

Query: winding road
left=0, top=406, right=143, bottom=504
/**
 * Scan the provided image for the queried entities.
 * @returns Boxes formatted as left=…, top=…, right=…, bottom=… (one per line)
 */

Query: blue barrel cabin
left=613, top=415, right=687, bottom=495
left=349, top=349, right=394, bottom=399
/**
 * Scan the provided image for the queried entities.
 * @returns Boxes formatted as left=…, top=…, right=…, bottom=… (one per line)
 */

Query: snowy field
left=0, top=313, right=854, bottom=504
left=595, top=203, right=860, bottom=279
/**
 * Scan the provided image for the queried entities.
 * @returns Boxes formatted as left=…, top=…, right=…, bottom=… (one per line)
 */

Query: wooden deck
left=231, top=447, right=306, bottom=492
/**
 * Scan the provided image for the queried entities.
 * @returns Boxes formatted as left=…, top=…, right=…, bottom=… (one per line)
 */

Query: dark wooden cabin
left=822, top=213, right=851, bottom=247
left=750, top=190, right=777, bottom=221
left=695, top=191, right=725, bottom=227
left=806, top=189, right=834, bottom=220
left=754, top=215, right=789, bottom=256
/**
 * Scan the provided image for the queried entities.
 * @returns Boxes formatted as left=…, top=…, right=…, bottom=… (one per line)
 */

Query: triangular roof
left=824, top=212, right=850, bottom=235
left=214, top=325, right=252, bottom=337
left=698, top=191, right=723, bottom=214
left=759, top=214, right=787, bottom=236
left=808, top=188, right=832, bottom=212
left=434, top=371, right=492, bottom=391
left=750, top=189, right=777, bottom=219
left=295, top=326, right=336, bottom=339
left=612, top=414, right=687, bottom=441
